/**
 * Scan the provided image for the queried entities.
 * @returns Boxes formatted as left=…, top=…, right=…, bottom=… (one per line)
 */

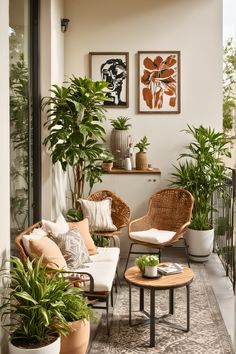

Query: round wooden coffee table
left=124, top=265, right=194, bottom=347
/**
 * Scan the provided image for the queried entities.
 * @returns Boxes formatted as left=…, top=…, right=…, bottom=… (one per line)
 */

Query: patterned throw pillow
left=49, top=228, right=91, bottom=269
left=79, top=198, right=117, bottom=232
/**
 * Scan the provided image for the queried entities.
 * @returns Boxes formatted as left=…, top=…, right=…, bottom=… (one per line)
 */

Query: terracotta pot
left=60, top=320, right=90, bottom=354
left=110, top=129, right=132, bottom=168
left=102, top=161, right=113, bottom=172
left=135, top=152, right=148, bottom=170
left=9, top=337, right=60, bottom=354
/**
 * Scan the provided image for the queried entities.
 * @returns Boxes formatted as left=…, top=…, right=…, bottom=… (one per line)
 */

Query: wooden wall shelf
left=103, top=168, right=161, bottom=175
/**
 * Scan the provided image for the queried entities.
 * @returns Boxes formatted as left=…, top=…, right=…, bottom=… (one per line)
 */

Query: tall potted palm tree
left=42, top=76, right=109, bottom=209
left=170, top=125, right=231, bottom=261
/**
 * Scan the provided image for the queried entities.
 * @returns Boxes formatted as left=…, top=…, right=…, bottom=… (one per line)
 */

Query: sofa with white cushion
left=15, top=214, right=120, bottom=334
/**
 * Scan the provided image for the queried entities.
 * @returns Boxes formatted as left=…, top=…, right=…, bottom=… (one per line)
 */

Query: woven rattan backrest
left=88, top=190, right=131, bottom=230
left=148, top=188, right=194, bottom=231
left=15, top=221, right=42, bottom=264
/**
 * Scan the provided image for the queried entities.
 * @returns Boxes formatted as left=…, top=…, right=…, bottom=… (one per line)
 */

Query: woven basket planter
left=135, top=152, right=148, bottom=170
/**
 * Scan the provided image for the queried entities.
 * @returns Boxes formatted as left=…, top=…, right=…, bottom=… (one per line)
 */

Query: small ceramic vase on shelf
left=124, top=157, right=132, bottom=171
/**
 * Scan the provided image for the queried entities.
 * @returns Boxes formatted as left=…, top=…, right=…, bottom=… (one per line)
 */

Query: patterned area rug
left=89, top=264, right=234, bottom=354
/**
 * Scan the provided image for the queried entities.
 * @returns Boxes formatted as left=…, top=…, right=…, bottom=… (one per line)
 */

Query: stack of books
left=157, top=263, right=183, bottom=275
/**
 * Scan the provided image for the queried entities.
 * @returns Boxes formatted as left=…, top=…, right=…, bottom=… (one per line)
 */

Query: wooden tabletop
left=124, top=265, right=194, bottom=290
left=103, top=168, right=161, bottom=174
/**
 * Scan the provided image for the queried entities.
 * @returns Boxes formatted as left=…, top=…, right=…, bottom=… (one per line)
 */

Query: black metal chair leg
left=124, top=243, right=134, bottom=272
left=106, top=296, right=110, bottom=335
left=183, top=238, right=190, bottom=267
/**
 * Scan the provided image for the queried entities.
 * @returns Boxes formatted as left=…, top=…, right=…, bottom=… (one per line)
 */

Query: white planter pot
left=144, top=265, right=157, bottom=277
left=9, top=337, right=60, bottom=354
left=110, top=129, right=132, bottom=168
left=185, top=228, right=214, bottom=262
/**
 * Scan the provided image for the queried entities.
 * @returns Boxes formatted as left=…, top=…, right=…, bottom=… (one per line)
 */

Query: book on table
left=157, top=263, right=183, bottom=275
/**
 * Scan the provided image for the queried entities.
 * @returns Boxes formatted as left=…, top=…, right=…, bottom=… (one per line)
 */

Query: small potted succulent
left=135, top=254, right=159, bottom=277
left=134, top=136, right=150, bottom=170
left=110, top=116, right=132, bottom=168
left=101, top=151, right=114, bottom=172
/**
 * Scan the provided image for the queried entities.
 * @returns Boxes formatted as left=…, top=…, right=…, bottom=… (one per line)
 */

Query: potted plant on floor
left=0, top=256, right=72, bottom=354
left=110, top=116, right=132, bottom=168
left=170, top=125, right=231, bottom=261
left=42, top=76, right=109, bottom=209
left=60, top=288, right=93, bottom=354
left=134, top=136, right=150, bottom=170
left=135, top=255, right=159, bottom=277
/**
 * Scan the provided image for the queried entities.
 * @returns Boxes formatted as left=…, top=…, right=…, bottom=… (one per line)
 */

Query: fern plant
left=110, top=116, right=131, bottom=130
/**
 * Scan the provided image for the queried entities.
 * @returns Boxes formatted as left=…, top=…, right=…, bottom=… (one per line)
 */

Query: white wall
left=0, top=1, right=10, bottom=352
left=64, top=0, right=223, bottom=187
left=41, top=0, right=67, bottom=219
left=63, top=0, right=223, bottom=253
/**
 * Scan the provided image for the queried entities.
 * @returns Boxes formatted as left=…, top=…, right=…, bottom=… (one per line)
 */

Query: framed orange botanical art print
left=138, top=51, right=180, bottom=114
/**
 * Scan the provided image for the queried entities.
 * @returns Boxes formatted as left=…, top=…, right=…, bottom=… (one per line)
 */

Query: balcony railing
left=213, top=167, right=235, bottom=288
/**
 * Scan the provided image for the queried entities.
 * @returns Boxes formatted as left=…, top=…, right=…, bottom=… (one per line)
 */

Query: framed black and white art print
left=89, top=52, right=129, bottom=107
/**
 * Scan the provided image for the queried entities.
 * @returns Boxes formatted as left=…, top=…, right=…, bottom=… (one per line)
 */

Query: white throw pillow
left=22, top=233, right=45, bottom=257
left=42, top=213, right=69, bottom=236
left=79, top=198, right=117, bottom=232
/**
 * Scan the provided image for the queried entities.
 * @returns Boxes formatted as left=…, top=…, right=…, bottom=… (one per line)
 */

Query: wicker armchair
left=88, top=190, right=131, bottom=244
left=124, top=188, right=194, bottom=270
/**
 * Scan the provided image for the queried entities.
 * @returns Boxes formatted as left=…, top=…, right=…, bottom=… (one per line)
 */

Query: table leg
left=186, top=284, right=190, bottom=332
left=150, top=288, right=155, bottom=347
left=129, top=283, right=132, bottom=326
left=139, top=288, right=144, bottom=311
left=169, top=288, right=174, bottom=314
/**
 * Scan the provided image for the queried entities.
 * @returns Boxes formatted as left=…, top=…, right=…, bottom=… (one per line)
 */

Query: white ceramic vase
left=144, top=265, right=157, bottom=277
left=185, top=228, right=214, bottom=262
left=9, top=337, right=60, bottom=354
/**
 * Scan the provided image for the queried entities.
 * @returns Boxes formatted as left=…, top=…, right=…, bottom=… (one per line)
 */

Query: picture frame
left=138, top=51, right=180, bottom=114
left=89, top=52, right=129, bottom=108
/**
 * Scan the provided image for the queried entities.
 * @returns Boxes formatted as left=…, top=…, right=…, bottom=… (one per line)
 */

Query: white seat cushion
left=80, top=261, right=117, bottom=292
left=130, top=228, right=176, bottom=244
left=90, top=247, right=120, bottom=264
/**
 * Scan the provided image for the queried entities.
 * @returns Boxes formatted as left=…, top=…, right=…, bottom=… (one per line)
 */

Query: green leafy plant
left=60, top=288, right=93, bottom=322
left=66, top=208, right=84, bottom=222
left=170, top=125, right=231, bottom=230
left=10, top=53, right=29, bottom=233
left=0, top=257, right=72, bottom=348
left=42, top=76, right=109, bottom=208
left=134, top=136, right=150, bottom=152
left=135, top=255, right=159, bottom=272
left=223, top=38, right=236, bottom=134
left=100, top=151, right=114, bottom=163
left=110, top=116, right=131, bottom=130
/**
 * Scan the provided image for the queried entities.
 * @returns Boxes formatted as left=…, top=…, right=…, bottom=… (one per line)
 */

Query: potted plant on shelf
left=134, top=136, right=150, bottom=170
left=170, top=125, right=231, bottom=262
left=0, top=256, right=71, bottom=354
left=42, top=76, right=109, bottom=209
left=135, top=255, right=159, bottom=277
left=110, top=116, right=132, bottom=168
left=60, top=288, right=93, bottom=354
left=101, top=151, right=114, bottom=172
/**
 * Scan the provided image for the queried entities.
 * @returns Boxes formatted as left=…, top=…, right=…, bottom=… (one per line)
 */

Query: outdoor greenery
left=42, top=76, right=109, bottom=208
left=135, top=255, right=159, bottom=272
left=110, top=116, right=131, bottom=130
left=223, top=38, right=236, bottom=134
left=10, top=53, right=29, bottom=232
left=170, top=125, right=231, bottom=230
left=134, top=136, right=150, bottom=152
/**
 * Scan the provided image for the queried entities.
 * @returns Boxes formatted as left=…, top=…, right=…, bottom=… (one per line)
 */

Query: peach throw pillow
left=68, top=218, right=98, bottom=255
left=29, top=237, right=67, bottom=269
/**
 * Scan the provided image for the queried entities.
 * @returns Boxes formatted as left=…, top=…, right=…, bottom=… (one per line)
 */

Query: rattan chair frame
left=87, top=190, right=131, bottom=239
left=125, top=188, right=194, bottom=271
